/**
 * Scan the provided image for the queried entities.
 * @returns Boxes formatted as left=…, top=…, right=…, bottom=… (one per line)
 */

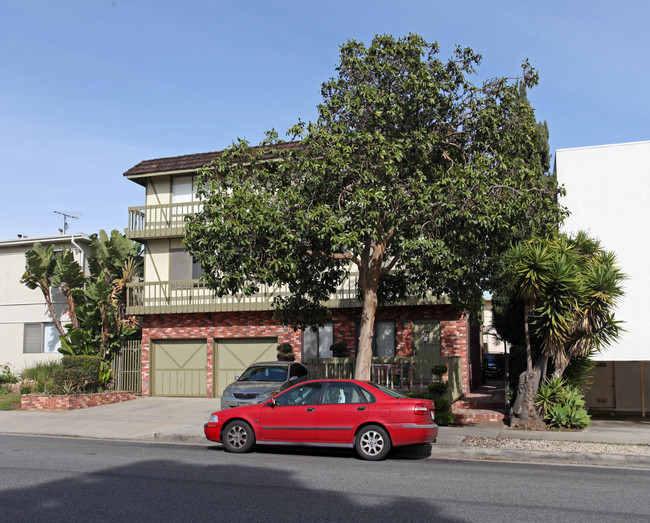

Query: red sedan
left=204, top=379, right=438, bottom=460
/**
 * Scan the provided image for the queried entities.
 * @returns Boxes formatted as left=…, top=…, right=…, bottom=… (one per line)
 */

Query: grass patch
left=0, top=393, right=21, bottom=411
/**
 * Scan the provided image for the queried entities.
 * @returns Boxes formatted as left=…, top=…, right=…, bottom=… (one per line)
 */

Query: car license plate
left=238, top=402, right=247, bottom=406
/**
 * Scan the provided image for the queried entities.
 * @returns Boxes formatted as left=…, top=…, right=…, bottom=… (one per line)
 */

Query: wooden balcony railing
left=126, top=201, right=203, bottom=239
left=126, top=275, right=364, bottom=315
left=126, top=271, right=443, bottom=315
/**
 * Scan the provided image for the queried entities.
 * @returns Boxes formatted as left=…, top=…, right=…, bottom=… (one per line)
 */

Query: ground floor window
left=302, top=322, right=334, bottom=360
left=355, top=320, right=396, bottom=357
left=23, top=323, right=60, bottom=354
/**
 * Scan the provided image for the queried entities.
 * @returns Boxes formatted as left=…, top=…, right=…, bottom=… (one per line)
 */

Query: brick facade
left=140, top=304, right=471, bottom=398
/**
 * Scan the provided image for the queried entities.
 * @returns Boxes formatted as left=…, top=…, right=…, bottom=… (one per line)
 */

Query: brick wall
left=21, top=391, right=137, bottom=410
left=140, top=304, right=471, bottom=398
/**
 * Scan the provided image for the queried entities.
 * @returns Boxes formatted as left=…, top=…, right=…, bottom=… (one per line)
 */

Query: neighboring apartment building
left=556, top=140, right=649, bottom=414
left=123, top=149, right=480, bottom=399
left=0, top=234, right=92, bottom=373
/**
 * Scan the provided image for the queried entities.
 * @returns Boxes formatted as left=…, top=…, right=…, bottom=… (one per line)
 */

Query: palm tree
left=504, top=232, right=624, bottom=428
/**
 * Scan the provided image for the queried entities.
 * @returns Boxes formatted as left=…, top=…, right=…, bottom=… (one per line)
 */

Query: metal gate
left=112, top=340, right=142, bottom=394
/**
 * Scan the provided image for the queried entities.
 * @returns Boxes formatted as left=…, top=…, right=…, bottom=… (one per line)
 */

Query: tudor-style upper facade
left=123, top=146, right=442, bottom=316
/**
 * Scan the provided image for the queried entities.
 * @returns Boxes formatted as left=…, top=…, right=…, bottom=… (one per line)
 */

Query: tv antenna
left=53, top=211, right=78, bottom=234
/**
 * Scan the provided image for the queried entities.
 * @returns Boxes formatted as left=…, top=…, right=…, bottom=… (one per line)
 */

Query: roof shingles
left=123, top=141, right=301, bottom=178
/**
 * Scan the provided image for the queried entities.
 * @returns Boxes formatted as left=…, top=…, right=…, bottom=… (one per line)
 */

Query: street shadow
left=210, top=442, right=434, bottom=461
left=0, top=448, right=458, bottom=522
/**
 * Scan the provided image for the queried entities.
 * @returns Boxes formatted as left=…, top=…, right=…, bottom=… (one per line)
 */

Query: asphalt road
left=1, top=435, right=648, bottom=522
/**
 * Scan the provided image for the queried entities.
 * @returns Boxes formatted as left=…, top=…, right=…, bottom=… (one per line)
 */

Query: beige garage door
left=214, top=338, right=278, bottom=396
left=151, top=339, right=207, bottom=397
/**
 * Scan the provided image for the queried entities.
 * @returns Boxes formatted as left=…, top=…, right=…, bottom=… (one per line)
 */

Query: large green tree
left=495, top=232, right=625, bottom=427
left=185, top=34, right=564, bottom=380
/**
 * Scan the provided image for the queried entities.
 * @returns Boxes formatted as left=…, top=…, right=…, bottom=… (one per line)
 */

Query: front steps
left=451, top=380, right=507, bottom=425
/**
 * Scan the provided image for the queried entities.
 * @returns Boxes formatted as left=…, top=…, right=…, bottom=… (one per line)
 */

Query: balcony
left=126, top=273, right=443, bottom=315
left=126, top=202, right=203, bottom=240
left=126, top=275, right=363, bottom=315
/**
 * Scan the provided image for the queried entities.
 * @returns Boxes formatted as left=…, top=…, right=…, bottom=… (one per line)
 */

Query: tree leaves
left=185, top=34, right=565, bottom=372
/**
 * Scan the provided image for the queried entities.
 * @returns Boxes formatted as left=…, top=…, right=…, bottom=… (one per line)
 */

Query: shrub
left=0, top=364, right=19, bottom=384
left=52, top=368, right=87, bottom=394
left=434, top=412, right=455, bottom=426
left=20, top=383, right=33, bottom=395
left=431, top=365, right=448, bottom=376
left=405, top=392, right=435, bottom=400
left=536, top=377, right=590, bottom=429
left=330, top=342, right=347, bottom=357
left=276, top=343, right=295, bottom=361
left=21, top=360, right=64, bottom=383
left=428, top=382, right=449, bottom=396
left=62, top=355, right=102, bottom=391
left=434, top=398, right=450, bottom=413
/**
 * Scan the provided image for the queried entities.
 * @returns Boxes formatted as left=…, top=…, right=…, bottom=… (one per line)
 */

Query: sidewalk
left=1, top=396, right=648, bottom=468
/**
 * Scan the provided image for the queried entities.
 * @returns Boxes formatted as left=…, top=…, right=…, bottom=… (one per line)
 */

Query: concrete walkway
left=1, top=396, right=649, bottom=467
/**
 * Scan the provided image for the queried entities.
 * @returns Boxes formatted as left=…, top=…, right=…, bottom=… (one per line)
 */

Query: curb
left=429, top=446, right=650, bottom=469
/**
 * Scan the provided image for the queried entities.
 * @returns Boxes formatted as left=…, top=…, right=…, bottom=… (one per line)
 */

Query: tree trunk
left=511, top=355, right=548, bottom=430
left=354, top=243, right=384, bottom=381
left=523, top=304, right=533, bottom=373
left=355, top=289, right=377, bottom=381
left=42, top=283, right=67, bottom=338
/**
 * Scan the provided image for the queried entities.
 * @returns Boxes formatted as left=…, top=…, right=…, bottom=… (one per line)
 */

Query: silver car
left=220, top=361, right=309, bottom=409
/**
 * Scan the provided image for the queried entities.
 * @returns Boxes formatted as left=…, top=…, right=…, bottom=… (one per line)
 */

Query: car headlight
left=256, top=390, right=280, bottom=402
left=222, top=388, right=234, bottom=398
left=208, top=413, right=219, bottom=423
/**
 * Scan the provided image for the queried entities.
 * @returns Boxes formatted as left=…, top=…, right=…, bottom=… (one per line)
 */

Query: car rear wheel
left=355, top=425, right=391, bottom=461
left=222, top=420, right=255, bottom=453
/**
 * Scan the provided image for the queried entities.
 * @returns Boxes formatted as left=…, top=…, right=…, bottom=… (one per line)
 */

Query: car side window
left=358, top=387, right=376, bottom=404
left=322, top=383, right=365, bottom=405
left=275, top=383, right=322, bottom=406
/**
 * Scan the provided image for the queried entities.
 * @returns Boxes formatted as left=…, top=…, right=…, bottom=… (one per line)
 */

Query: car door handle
left=357, top=406, right=367, bottom=411
left=306, top=407, right=316, bottom=412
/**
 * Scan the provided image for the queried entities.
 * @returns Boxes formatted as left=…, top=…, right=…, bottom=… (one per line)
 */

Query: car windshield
left=365, top=382, right=408, bottom=399
left=238, top=366, right=288, bottom=383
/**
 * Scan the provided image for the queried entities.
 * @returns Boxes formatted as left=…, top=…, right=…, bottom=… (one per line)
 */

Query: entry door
left=412, top=320, right=441, bottom=382
left=214, top=338, right=278, bottom=395
left=151, top=340, right=207, bottom=397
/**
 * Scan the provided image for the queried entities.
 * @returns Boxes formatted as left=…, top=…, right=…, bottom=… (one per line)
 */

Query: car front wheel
left=222, top=420, right=255, bottom=453
left=355, top=425, right=391, bottom=461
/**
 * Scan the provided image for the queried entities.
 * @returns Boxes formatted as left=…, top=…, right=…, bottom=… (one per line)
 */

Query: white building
left=555, top=140, right=649, bottom=414
left=0, top=234, right=91, bottom=373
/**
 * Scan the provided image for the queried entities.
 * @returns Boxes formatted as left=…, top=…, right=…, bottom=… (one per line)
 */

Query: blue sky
left=1, top=0, right=648, bottom=239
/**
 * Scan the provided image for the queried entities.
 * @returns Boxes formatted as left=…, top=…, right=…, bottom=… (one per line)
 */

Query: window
left=170, top=247, right=203, bottom=281
left=172, top=175, right=196, bottom=203
left=355, top=320, right=396, bottom=357
left=302, top=322, right=334, bottom=360
left=275, top=382, right=323, bottom=406
left=23, top=323, right=60, bottom=354
left=322, top=382, right=366, bottom=404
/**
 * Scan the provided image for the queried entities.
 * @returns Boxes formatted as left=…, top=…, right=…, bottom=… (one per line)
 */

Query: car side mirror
left=234, top=375, right=240, bottom=381
left=289, top=376, right=298, bottom=382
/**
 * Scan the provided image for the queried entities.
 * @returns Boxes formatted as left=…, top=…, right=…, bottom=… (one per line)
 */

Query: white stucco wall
left=556, top=141, right=650, bottom=362
left=0, top=235, right=90, bottom=373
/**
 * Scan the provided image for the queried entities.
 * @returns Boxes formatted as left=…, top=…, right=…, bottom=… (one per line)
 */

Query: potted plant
left=330, top=342, right=347, bottom=358
left=432, top=364, right=447, bottom=382
left=276, top=343, right=295, bottom=361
